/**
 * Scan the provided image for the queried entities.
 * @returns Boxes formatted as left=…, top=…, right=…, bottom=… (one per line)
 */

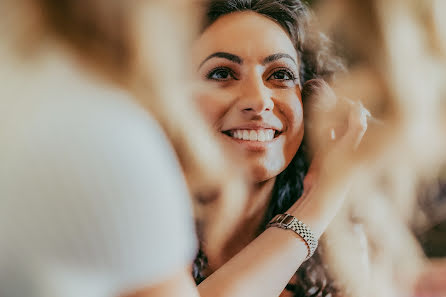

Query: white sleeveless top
left=0, top=47, right=197, bottom=297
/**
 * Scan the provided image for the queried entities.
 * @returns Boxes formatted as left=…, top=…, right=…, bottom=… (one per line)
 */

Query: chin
left=250, top=163, right=284, bottom=184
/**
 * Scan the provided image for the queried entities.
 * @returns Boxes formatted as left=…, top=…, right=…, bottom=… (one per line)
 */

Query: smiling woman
left=195, top=11, right=304, bottom=182
left=190, top=1, right=369, bottom=297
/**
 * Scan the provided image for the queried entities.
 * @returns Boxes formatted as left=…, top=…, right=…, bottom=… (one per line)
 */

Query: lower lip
left=221, top=133, right=280, bottom=152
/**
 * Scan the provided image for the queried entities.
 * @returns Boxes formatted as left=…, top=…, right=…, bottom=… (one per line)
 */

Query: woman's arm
left=198, top=100, right=369, bottom=297
left=126, top=268, right=199, bottom=297
left=198, top=226, right=309, bottom=297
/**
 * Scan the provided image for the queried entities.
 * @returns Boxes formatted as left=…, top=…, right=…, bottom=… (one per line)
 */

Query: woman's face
left=193, top=11, right=304, bottom=182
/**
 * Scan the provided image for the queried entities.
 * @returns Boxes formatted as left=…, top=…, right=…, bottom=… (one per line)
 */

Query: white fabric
left=0, top=47, right=197, bottom=297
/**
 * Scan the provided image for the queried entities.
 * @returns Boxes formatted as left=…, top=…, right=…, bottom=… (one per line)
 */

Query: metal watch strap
left=267, top=213, right=318, bottom=260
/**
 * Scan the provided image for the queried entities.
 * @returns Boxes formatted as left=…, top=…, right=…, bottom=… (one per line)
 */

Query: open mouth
left=221, top=129, right=282, bottom=142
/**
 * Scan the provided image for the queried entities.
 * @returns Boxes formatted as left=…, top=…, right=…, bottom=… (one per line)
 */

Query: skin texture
left=194, top=11, right=304, bottom=182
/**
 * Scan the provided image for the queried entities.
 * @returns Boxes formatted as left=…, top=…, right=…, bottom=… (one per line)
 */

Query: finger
left=337, top=101, right=368, bottom=151
left=302, top=79, right=337, bottom=112
left=302, top=79, right=338, bottom=134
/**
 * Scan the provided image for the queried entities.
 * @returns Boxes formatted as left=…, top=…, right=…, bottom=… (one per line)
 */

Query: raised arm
left=198, top=100, right=369, bottom=297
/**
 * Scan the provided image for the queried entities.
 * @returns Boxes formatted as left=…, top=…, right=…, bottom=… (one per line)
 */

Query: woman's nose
left=238, top=75, right=274, bottom=115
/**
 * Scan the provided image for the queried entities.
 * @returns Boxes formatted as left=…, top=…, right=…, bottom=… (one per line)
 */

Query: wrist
left=267, top=213, right=319, bottom=260
left=287, top=195, right=330, bottom=239
left=288, top=180, right=350, bottom=238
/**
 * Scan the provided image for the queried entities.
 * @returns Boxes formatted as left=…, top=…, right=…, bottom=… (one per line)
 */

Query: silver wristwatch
left=267, top=213, right=318, bottom=260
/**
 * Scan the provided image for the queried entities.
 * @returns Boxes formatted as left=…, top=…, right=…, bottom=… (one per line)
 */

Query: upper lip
left=221, top=123, right=283, bottom=133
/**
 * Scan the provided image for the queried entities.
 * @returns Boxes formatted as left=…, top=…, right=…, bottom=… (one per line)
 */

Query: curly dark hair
left=193, top=1, right=344, bottom=296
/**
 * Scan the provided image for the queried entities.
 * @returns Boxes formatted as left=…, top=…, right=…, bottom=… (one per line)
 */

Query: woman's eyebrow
left=262, top=53, right=297, bottom=66
left=199, top=52, right=243, bottom=68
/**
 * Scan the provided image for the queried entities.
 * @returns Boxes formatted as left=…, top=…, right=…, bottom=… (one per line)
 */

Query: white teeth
left=268, top=129, right=275, bottom=139
left=242, top=130, right=250, bottom=140
left=249, top=130, right=257, bottom=141
left=228, top=129, right=277, bottom=142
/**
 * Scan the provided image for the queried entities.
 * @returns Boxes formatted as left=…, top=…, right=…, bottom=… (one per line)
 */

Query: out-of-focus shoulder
left=0, top=50, right=197, bottom=296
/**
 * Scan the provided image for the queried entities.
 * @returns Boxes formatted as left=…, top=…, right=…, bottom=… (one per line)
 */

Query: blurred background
left=306, top=0, right=446, bottom=260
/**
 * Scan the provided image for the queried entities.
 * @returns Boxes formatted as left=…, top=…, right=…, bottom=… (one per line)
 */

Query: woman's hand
left=288, top=79, right=370, bottom=237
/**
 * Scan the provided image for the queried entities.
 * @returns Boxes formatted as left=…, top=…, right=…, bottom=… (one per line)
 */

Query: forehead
left=194, top=11, right=298, bottom=64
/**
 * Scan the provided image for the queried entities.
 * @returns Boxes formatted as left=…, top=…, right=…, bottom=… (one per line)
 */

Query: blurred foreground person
left=0, top=0, right=245, bottom=297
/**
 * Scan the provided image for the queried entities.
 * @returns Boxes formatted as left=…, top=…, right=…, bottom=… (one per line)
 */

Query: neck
left=244, top=178, right=276, bottom=224
left=206, top=177, right=276, bottom=272
left=225, top=178, right=276, bottom=253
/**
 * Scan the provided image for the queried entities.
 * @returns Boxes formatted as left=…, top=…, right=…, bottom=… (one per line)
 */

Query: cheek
left=278, top=94, right=304, bottom=157
left=195, top=89, right=232, bottom=126
left=196, top=94, right=221, bottom=124
left=277, top=90, right=303, bottom=129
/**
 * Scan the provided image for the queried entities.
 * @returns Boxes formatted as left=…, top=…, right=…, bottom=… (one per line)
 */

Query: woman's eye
left=267, top=68, right=299, bottom=88
left=269, top=70, right=295, bottom=81
left=206, top=68, right=235, bottom=81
